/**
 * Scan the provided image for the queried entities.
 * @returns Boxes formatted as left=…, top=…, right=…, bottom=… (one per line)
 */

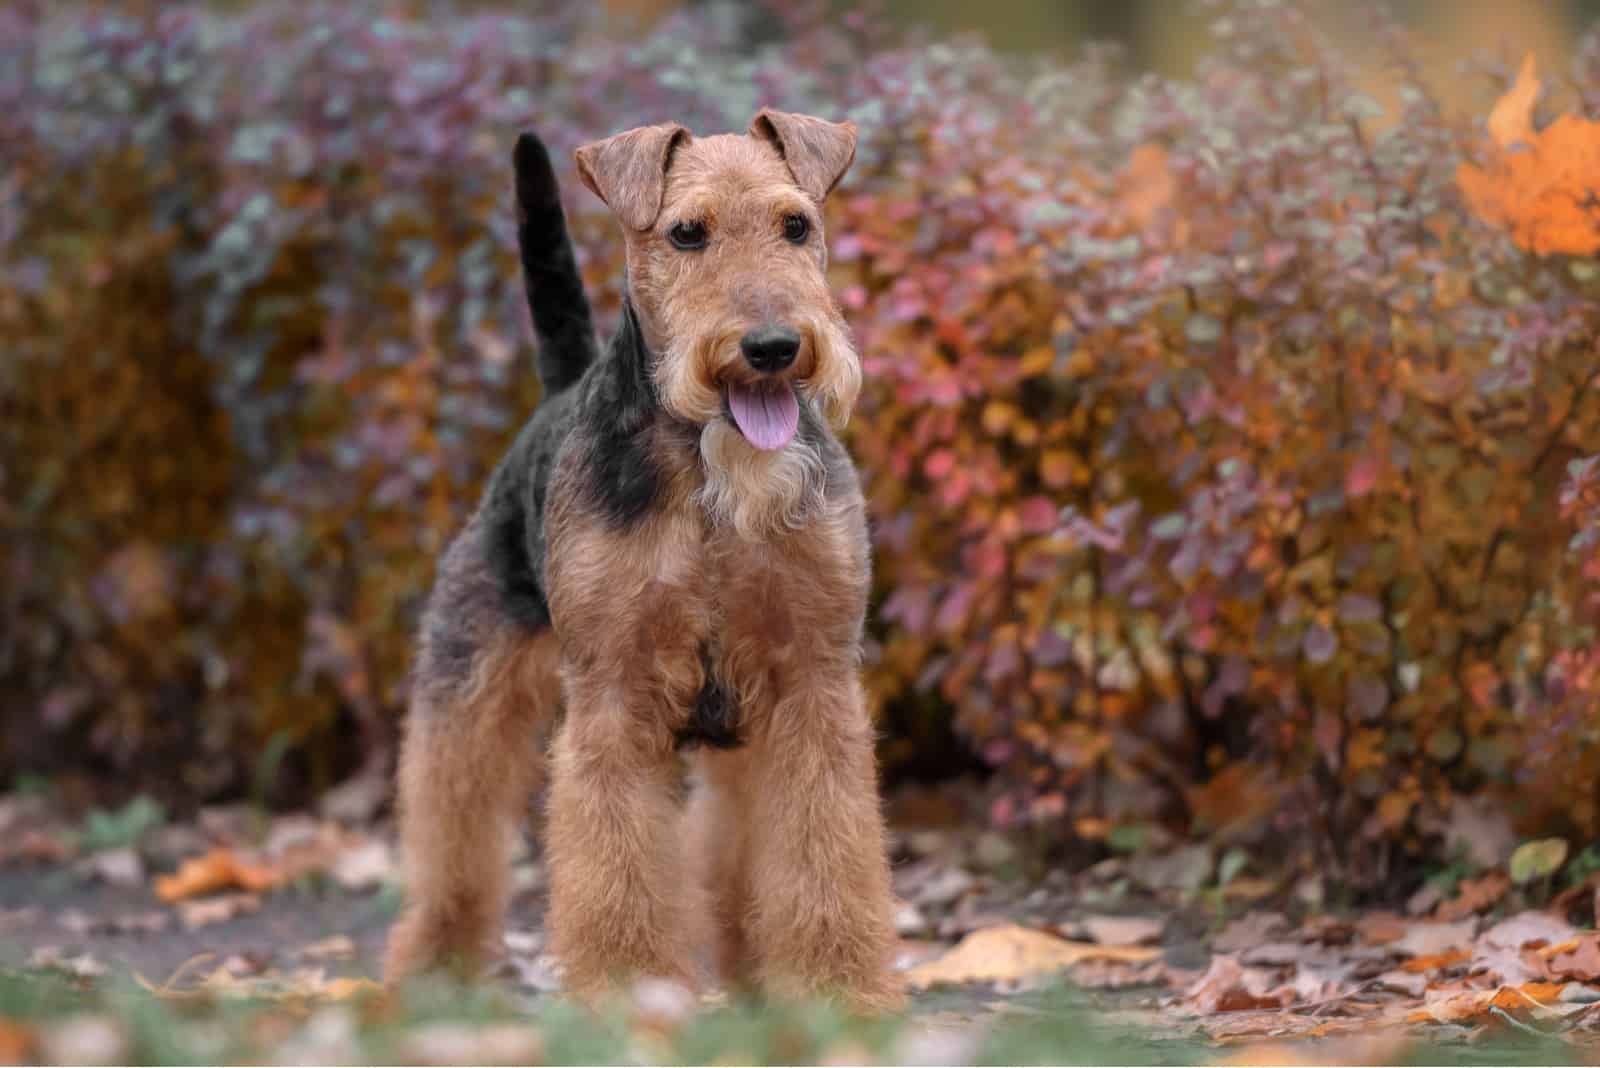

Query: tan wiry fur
left=385, top=111, right=902, bottom=1015
left=696, top=420, right=825, bottom=538
left=385, top=630, right=560, bottom=982
left=626, top=133, right=862, bottom=516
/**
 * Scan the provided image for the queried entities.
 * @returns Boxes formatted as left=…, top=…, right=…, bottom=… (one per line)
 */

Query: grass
left=0, top=968, right=1586, bottom=1065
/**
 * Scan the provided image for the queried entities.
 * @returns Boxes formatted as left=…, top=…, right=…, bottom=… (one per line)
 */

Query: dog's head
left=575, top=111, right=861, bottom=453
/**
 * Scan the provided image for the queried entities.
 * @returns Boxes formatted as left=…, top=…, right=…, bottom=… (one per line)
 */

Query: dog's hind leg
left=384, top=578, right=559, bottom=982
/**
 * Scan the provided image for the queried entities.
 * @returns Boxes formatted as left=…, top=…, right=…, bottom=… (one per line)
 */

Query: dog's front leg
left=741, top=672, right=905, bottom=1013
left=545, top=667, right=706, bottom=1004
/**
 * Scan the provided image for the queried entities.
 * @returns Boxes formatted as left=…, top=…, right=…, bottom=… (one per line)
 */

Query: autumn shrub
left=847, top=12, right=1600, bottom=880
left=3, top=1, right=1599, bottom=879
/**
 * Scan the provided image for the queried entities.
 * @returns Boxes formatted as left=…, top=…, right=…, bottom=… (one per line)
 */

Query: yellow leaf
left=903, top=924, right=1160, bottom=989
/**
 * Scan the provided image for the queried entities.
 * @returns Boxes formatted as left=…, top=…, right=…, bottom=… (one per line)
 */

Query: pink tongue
left=725, top=381, right=799, bottom=451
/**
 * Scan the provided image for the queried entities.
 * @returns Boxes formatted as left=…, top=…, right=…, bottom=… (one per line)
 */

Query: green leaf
left=1510, top=838, right=1569, bottom=885
left=1217, top=847, right=1249, bottom=887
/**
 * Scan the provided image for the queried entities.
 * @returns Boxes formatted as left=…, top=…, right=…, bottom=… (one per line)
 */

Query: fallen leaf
left=1510, top=839, right=1569, bottom=885
left=1355, top=911, right=1407, bottom=945
left=1081, top=914, right=1164, bottom=946
left=1066, top=957, right=1171, bottom=989
left=26, top=947, right=106, bottom=980
left=1183, top=955, right=1294, bottom=1014
left=176, top=892, right=260, bottom=930
left=1400, top=946, right=1471, bottom=973
left=1471, top=912, right=1577, bottom=985
left=1406, top=883, right=1443, bottom=916
left=1127, top=843, right=1213, bottom=892
left=330, top=838, right=395, bottom=891
left=903, top=924, right=1159, bottom=989
left=894, top=900, right=929, bottom=936
left=1540, top=934, right=1600, bottom=982
left=1220, top=878, right=1279, bottom=903
left=1374, top=969, right=1428, bottom=997
left=1480, top=911, right=1578, bottom=952
left=1436, top=871, right=1511, bottom=921
left=910, top=865, right=976, bottom=908
left=296, top=935, right=356, bottom=962
left=1411, top=981, right=1573, bottom=1025
left=1394, top=919, right=1476, bottom=958
left=1549, top=872, right=1600, bottom=924
left=79, top=848, right=144, bottom=888
left=155, top=849, right=280, bottom=902
left=1212, top=912, right=1289, bottom=953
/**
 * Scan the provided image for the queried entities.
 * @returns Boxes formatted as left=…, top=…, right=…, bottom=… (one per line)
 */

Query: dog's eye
left=782, top=214, right=810, bottom=244
left=668, top=220, right=707, bottom=250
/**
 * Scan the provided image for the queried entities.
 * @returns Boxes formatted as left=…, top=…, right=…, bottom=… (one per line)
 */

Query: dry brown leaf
left=1183, top=955, right=1295, bottom=1015
left=1220, top=878, right=1279, bottom=903
left=1355, top=911, right=1407, bottom=945
left=1212, top=912, right=1289, bottom=953
left=1539, top=934, right=1600, bottom=982
left=176, top=892, right=260, bottom=930
left=296, top=934, right=357, bottom=962
left=1411, top=981, right=1572, bottom=1025
left=903, top=924, right=1159, bottom=989
left=1435, top=871, right=1511, bottom=921
left=1080, top=914, right=1164, bottom=946
left=1480, top=911, right=1578, bottom=951
left=1394, top=919, right=1476, bottom=958
left=1067, top=957, right=1172, bottom=990
left=1457, top=52, right=1600, bottom=255
left=1374, top=969, right=1428, bottom=997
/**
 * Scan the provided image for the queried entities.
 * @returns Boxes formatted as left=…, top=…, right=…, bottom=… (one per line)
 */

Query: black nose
left=739, top=324, right=801, bottom=373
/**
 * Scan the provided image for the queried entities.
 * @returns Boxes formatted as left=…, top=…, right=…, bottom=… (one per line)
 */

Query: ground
left=0, top=784, right=1595, bottom=1064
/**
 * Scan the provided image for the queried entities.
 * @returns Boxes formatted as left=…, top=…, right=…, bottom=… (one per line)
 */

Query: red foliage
left=2, top=3, right=1599, bottom=879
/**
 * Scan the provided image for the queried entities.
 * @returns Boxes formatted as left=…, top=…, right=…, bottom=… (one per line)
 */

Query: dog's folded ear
left=748, top=109, right=858, bottom=201
left=574, top=122, right=691, bottom=231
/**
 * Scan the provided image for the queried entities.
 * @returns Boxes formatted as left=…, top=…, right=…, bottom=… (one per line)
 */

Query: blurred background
left=2, top=0, right=1598, bottom=893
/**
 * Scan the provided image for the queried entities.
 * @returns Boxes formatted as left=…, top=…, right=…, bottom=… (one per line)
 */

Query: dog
left=383, top=110, right=903, bottom=1014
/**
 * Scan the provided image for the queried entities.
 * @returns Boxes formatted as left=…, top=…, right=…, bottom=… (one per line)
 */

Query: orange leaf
left=1400, top=946, right=1471, bottom=973
left=0, top=1019, right=35, bottom=1064
left=1488, top=53, right=1540, bottom=148
left=154, top=849, right=282, bottom=903
left=1457, top=53, right=1600, bottom=256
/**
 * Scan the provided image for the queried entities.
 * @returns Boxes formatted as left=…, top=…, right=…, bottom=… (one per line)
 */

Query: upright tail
left=513, top=132, right=598, bottom=393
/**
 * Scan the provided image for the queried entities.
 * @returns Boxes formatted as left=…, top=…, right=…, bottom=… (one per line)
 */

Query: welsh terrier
left=383, top=111, right=904, bottom=1013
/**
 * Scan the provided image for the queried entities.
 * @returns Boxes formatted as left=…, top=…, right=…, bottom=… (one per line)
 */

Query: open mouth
left=723, top=379, right=800, bottom=451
